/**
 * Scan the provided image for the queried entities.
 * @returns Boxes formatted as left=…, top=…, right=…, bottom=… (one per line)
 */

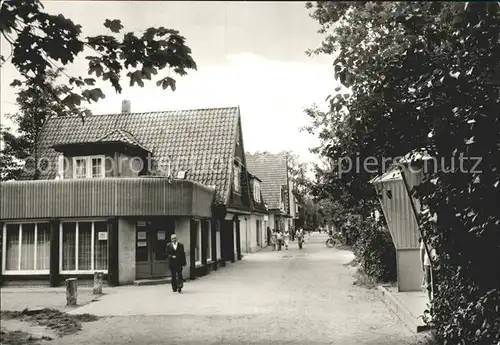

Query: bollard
left=66, top=278, right=78, bottom=306
left=93, top=272, right=103, bottom=295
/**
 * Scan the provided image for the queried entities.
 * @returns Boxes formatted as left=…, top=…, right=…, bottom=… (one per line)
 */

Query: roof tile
left=23, top=107, right=240, bottom=204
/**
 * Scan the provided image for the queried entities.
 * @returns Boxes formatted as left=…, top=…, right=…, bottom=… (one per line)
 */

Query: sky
left=0, top=1, right=337, bottom=166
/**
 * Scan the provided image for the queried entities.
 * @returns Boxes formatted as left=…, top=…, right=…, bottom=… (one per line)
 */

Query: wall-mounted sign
left=157, top=231, right=166, bottom=240
left=98, top=232, right=108, bottom=241
left=137, top=231, right=146, bottom=240
left=137, top=221, right=147, bottom=227
left=137, top=241, right=147, bottom=247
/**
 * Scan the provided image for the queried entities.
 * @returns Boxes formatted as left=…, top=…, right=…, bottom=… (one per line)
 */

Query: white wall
left=174, top=218, right=191, bottom=274
left=118, top=218, right=136, bottom=284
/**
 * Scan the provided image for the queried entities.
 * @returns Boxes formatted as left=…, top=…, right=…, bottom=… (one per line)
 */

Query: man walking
left=167, top=233, right=186, bottom=293
left=297, top=227, right=304, bottom=249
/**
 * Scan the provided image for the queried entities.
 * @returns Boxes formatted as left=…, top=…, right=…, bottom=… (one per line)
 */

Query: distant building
left=245, top=152, right=299, bottom=232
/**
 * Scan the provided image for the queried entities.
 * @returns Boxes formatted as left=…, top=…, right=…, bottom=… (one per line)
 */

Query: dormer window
left=73, top=155, right=105, bottom=179
left=233, top=163, right=241, bottom=193
left=253, top=180, right=261, bottom=203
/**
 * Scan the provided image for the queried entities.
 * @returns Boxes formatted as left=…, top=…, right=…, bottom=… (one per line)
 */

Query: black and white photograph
left=0, top=1, right=499, bottom=345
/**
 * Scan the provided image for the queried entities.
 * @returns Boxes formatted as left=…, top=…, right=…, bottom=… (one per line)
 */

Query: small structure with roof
left=370, top=151, right=432, bottom=292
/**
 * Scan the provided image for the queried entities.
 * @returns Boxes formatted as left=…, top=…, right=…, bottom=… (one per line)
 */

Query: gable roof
left=52, top=128, right=150, bottom=152
left=97, top=129, right=148, bottom=149
left=23, top=107, right=241, bottom=204
left=245, top=152, right=288, bottom=210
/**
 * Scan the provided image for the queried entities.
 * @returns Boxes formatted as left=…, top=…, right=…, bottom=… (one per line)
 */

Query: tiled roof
left=245, top=152, right=288, bottom=210
left=97, top=129, right=149, bottom=151
left=23, top=107, right=241, bottom=204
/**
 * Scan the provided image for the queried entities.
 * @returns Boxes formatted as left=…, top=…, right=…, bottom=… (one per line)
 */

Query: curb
left=376, top=285, right=430, bottom=333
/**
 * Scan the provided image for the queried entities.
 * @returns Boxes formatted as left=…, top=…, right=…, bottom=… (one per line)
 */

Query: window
left=253, top=180, right=261, bottom=203
left=206, top=221, right=212, bottom=262
left=256, top=220, right=261, bottom=246
left=195, top=220, right=201, bottom=265
left=60, top=220, right=108, bottom=273
left=73, top=155, right=105, bottom=179
left=3, top=222, right=50, bottom=274
left=215, top=222, right=221, bottom=260
left=233, top=164, right=241, bottom=193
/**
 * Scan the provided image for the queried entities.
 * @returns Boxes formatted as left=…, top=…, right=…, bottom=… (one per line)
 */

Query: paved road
left=47, top=233, right=428, bottom=345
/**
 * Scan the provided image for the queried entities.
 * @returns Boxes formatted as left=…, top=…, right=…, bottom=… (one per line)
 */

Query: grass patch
left=0, top=329, right=51, bottom=345
left=352, top=268, right=381, bottom=289
left=1, top=308, right=99, bottom=337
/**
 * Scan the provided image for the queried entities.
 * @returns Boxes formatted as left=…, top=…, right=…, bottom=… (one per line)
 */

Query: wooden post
left=189, top=218, right=196, bottom=280
left=201, top=220, right=208, bottom=275
left=235, top=219, right=242, bottom=261
left=107, top=218, right=119, bottom=287
left=49, top=219, right=60, bottom=287
left=211, top=220, right=218, bottom=270
left=93, top=272, right=104, bottom=295
left=66, top=278, right=78, bottom=306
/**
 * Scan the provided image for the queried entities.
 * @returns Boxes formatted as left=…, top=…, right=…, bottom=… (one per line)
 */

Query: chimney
left=121, top=100, right=131, bottom=113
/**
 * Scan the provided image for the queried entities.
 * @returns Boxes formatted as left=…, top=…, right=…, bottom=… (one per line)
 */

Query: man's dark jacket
left=166, top=242, right=187, bottom=270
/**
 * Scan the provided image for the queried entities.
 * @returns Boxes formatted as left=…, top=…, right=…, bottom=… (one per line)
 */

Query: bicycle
left=325, top=234, right=339, bottom=248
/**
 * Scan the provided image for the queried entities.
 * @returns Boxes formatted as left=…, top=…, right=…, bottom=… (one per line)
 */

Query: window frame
left=2, top=221, right=51, bottom=275
left=72, top=155, right=105, bottom=179
left=59, top=219, right=109, bottom=274
left=253, top=180, right=261, bottom=203
left=233, top=164, right=241, bottom=194
left=206, top=221, right=212, bottom=262
left=195, top=220, right=202, bottom=266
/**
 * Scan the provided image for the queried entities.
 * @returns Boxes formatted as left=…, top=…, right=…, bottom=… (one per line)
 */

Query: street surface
left=46, top=233, right=429, bottom=345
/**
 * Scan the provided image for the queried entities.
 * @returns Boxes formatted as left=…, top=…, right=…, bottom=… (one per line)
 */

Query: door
left=135, top=219, right=173, bottom=279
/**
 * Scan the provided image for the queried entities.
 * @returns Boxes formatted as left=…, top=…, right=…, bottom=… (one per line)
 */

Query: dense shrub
left=353, top=218, right=397, bottom=282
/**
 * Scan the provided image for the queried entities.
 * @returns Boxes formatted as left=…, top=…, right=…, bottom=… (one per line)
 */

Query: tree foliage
left=0, top=69, right=82, bottom=180
left=0, top=0, right=197, bottom=116
left=306, top=2, right=500, bottom=344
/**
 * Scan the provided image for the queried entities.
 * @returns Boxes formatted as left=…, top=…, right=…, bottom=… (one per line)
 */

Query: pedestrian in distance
left=277, top=230, right=283, bottom=250
left=271, top=230, right=277, bottom=251
left=166, top=233, right=187, bottom=293
left=283, top=228, right=290, bottom=250
left=296, top=228, right=305, bottom=249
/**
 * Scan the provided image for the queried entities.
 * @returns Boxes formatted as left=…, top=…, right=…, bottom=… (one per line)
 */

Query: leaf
left=10, top=79, right=22, bottom=87
left=63, top=93, right=83, bottom=107
left=84, top=78, right=96, bottom=86
left=158, top=77, right=176, bottom=91
left=103, top=19, right=123, bottom=33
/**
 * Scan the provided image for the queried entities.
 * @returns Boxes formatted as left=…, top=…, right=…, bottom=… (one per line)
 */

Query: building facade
left=245, top=152, right=296, bottom=233
left=0, top=104, right=256, bottom=287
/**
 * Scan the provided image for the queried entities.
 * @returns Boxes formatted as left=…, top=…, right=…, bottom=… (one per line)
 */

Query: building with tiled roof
left=246, top=152, right=300, bottom=232
left=1, top=101, right=260, bottom=287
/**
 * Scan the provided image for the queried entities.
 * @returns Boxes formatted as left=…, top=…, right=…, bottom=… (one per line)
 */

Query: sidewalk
left=0, top=286, right=110, bottom=311
left=376, top=285, right=431, bottom=333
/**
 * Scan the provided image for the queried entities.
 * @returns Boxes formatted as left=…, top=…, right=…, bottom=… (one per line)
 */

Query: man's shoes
left=172, top=289, right=177, bottom=292
left=178, top=288, right=182, bottom=293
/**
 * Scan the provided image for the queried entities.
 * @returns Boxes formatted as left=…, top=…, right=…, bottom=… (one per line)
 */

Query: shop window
left=60, top=220, right=108, bottom=273
left=195, top=220, right=202, bottom=264
left=206, top=221, right=212, bottom=262
left=3, top=222, right=50, bottom=274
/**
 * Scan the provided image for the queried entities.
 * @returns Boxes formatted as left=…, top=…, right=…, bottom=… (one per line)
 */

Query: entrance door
left=135, top=220, right=173, bottom=279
